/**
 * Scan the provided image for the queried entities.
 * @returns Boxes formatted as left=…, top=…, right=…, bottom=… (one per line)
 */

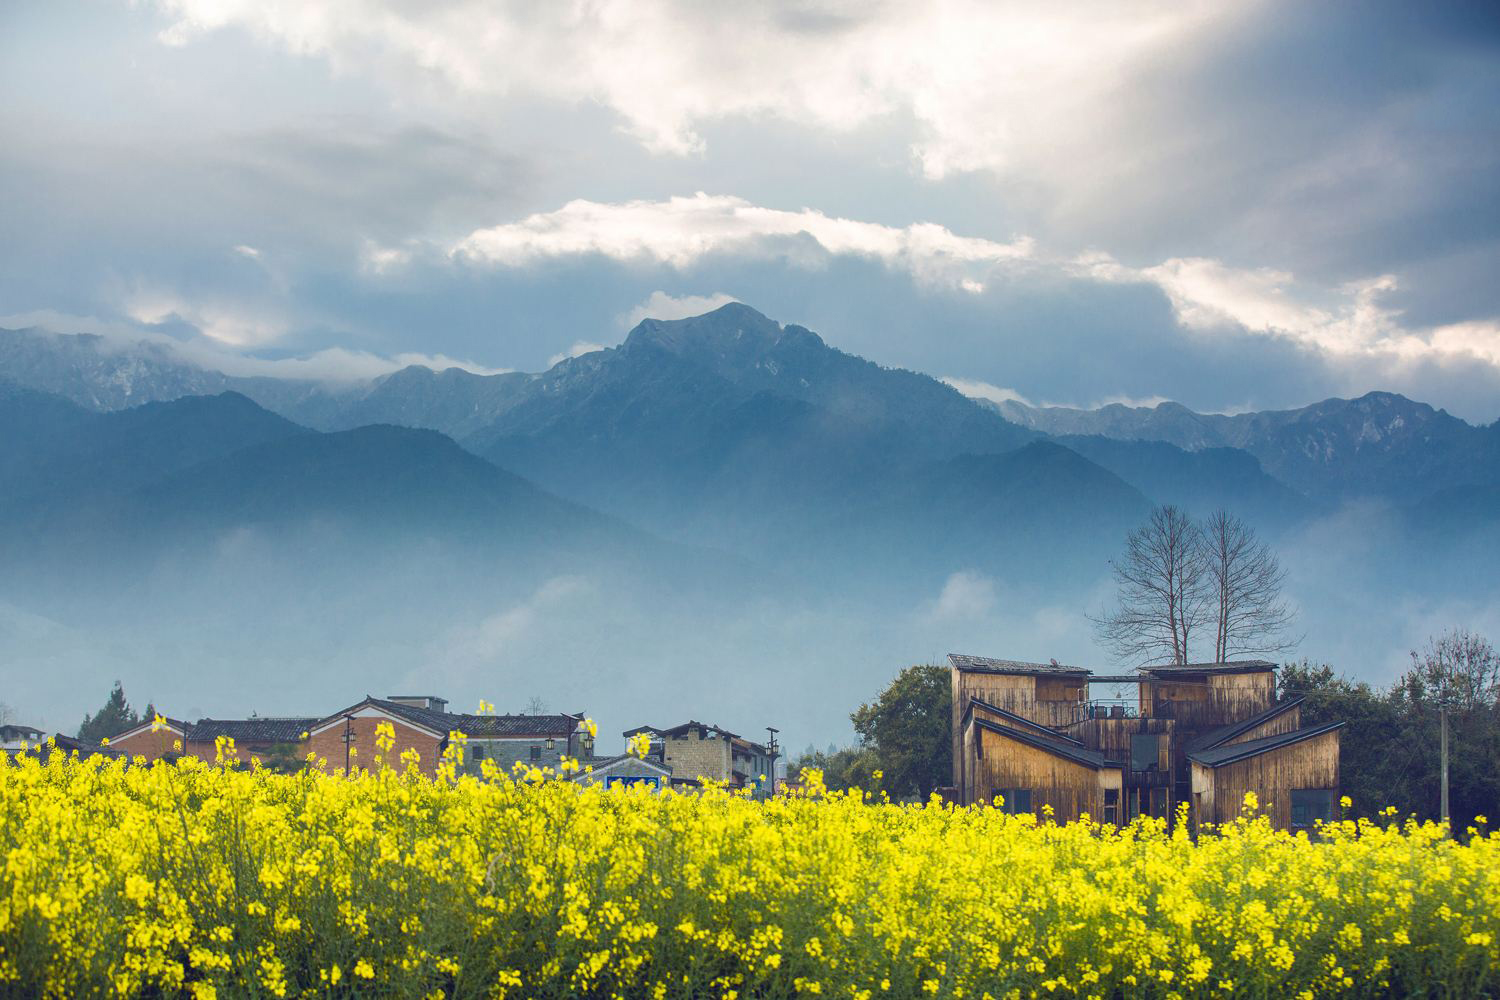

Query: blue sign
left=605, top=775, right=661, bottom=789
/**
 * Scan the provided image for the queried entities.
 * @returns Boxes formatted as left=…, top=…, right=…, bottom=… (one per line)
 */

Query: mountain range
left=4, top=305, right=1495, bottom=549
left=2, top=302, right=1498, bottom=742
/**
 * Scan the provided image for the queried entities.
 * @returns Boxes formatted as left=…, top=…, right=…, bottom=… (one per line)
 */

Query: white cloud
left=233, top=244, right=262, bottom=259
left=924, top=570, right=998, bottom=623
left=144, top=0, right=1230, bottom=180
left=2, top=308, right=507, bottom=382
left=546, top=342, right=608, bottom=367
left=1081, top=253, right=1500, bottom=369
left=622, top=291, right=738, bottom=328
left=445, top=192, right=1032, bottom=291
left=125, top=290, right=289, bottom=349
left=940, top=377, right=1033, bottom=408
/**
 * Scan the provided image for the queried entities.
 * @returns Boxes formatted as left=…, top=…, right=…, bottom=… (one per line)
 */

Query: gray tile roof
left=972, top=717, right=1120, bottom=769
left=366, top=699, right=580, bottom=738
left=1188, top=698, right=1304, bottom=753
left=622, top=720, right=741, bottom=740
left=188, top=718, right=321, bottom=744
left=948, top=653, right=1090, bottom=676
left=1187, top=721, right=1344, bottom=768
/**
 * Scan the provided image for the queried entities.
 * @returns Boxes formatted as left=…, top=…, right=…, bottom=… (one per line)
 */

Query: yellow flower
left=354, top=959, right=375, bottom=979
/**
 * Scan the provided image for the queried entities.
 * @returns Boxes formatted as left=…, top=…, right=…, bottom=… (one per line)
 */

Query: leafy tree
left=76, top=681, right=140, bottom=746
left=1280, top=642, right=1500, bottom=831
left=1279, top=661, right=1402, bottom=820
left=787, top=744, right=880, bottom=794
left=850, top=664, right=952, bottom=800
left=1394, top=630, right=1500, bottom=829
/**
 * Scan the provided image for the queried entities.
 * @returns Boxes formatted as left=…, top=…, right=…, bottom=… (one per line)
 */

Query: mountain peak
left=623, top=302, right=792, bottom=355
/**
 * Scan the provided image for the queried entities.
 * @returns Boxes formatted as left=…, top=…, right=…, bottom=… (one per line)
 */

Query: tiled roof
left=948, top=653, right=1090, bottom=676
left=367, top=699, right=579, bottom=738
left=972, top=717, right=1119, bottom=770
left=1187, top=722, right=1344, bottom=768
left=623, top=721, right=740, bottom=740
left=188, top=718, right=321, bottom=744
left=1188, top=698, right=1304, bottom=753
left=1139, top=660, right=1278, bottom=675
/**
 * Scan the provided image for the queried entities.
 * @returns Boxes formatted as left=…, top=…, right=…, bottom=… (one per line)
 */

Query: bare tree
left=1091, top=505, right=1209, bottom=665
left=1201, top=509, right=1299, bottom=662
left=1406, top=629, right=1500, bottom=715
left=524, top=695, right=550, bottom=715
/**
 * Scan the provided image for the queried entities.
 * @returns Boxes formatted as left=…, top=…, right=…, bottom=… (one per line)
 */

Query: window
left=1131, top=734, right=1160, bottom=771
left=993, top=789, right=1033, bottom=814
left=1290, top=789, right=1335, bottom=829
left=530, top=745, right=541, bottom=761
left=1103, top=789, right=1119, bottom=826
left=471, top=746, right=485, bottom=761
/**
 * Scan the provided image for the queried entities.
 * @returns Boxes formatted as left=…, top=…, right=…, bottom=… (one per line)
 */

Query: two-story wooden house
left=950, top=653, right=1344, bottom=831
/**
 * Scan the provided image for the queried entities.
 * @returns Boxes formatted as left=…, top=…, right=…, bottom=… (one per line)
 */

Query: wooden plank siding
left=1191, top=728, right=1341, bottom=829
left=1222, top=705, right=1301, bottom=747
left=1141, top=672, right=1276, bottom=730
left=966, top=724, right=1120, bottom=822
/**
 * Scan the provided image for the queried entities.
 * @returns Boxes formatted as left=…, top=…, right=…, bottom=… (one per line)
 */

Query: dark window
left=472, top=746, right=485, bottom=760
left=1131, top=733, right=1159, bottom=771
left=994, top=789, right=1033, bottom=814
left=1290, top=789, right=1334, bottom=829
left=530, top=745, right=541, bottom=761
left=1103, top=789, right=1119, bottom=825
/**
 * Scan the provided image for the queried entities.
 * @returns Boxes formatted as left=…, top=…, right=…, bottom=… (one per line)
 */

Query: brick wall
left=306, top=716, right=443, bottom=776
left=111, top=726, right=185, bottom=762
left=662, top=727, right=732, bottom=782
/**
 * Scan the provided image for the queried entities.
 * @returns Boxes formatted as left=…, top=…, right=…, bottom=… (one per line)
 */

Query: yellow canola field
left=1, top=748, right=1496, bottom=1000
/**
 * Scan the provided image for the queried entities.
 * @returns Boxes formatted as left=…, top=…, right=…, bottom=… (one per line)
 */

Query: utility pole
left=766, top=727, right=779, bottom=795
left=343, top=714, right=354, bottom=777
left=1440, top=704, right=1449, bottom=827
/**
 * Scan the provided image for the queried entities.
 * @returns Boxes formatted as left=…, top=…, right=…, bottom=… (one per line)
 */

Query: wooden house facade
left=950, top=654, right=1344, bottom=831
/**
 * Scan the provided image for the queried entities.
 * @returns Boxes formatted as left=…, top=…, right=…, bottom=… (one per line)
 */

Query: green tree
left=787, top=744, right=882, bottom=794
left=76, top=681, right=140, bottom=746
left=1279, top=660, right=1404, bottom=819
left=851, top=664, right=952, bottom=800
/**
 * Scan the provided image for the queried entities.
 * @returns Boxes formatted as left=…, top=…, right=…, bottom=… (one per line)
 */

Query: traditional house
left=950, top=653, right=1344, bottom=831
left=623, top=721, right=781, bottom=793
left=108, top=717, right=190, bottom=760
left=188, top=718, right=321, bottom=768
left=569, top=753, right=673, bottom=790
left=104, top=695, right=592, bottom=777
left=1, top=723, right=46, bottom=756
left=308, top=696, right=591, bottom=776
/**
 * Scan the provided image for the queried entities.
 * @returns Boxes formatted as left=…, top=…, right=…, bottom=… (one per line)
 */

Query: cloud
left=433, top=192, right=1500, bottom=376
left=143, top=0, right=1229, bottom=177
left=442, top=193, right=1032, bottom=291
left=422, top=576, right=593, bottom=681
left=1081, top=253, right=1500, bottom=369
left=924, top=570, right=998, bottom=623
left=546, top=342, right=607, bottom=367
left=622, top=291, right=738, bottom=328
left=940, top=377, right=1033, bottom=408
left=1, top=308, right=508, bottom=382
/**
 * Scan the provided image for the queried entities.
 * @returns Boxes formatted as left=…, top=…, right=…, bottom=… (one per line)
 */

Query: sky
left=3, top=0, right=1499, bottom=420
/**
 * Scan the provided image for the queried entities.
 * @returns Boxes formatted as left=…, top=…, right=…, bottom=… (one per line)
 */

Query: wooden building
left=950, top=653, right=1344, bottom=831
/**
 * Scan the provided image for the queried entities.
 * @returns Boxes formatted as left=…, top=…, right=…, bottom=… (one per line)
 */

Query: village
left=3, top=652, right=1347, bottom=834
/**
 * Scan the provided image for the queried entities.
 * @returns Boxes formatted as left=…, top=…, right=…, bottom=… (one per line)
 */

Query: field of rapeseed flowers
left=2, top=738, right=1496, bottom=1000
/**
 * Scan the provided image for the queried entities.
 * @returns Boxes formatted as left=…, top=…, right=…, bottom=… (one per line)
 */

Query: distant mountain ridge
left=987, top=391, right=1499, bottom=503
left=3, top=306, right=1497, bottom=525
